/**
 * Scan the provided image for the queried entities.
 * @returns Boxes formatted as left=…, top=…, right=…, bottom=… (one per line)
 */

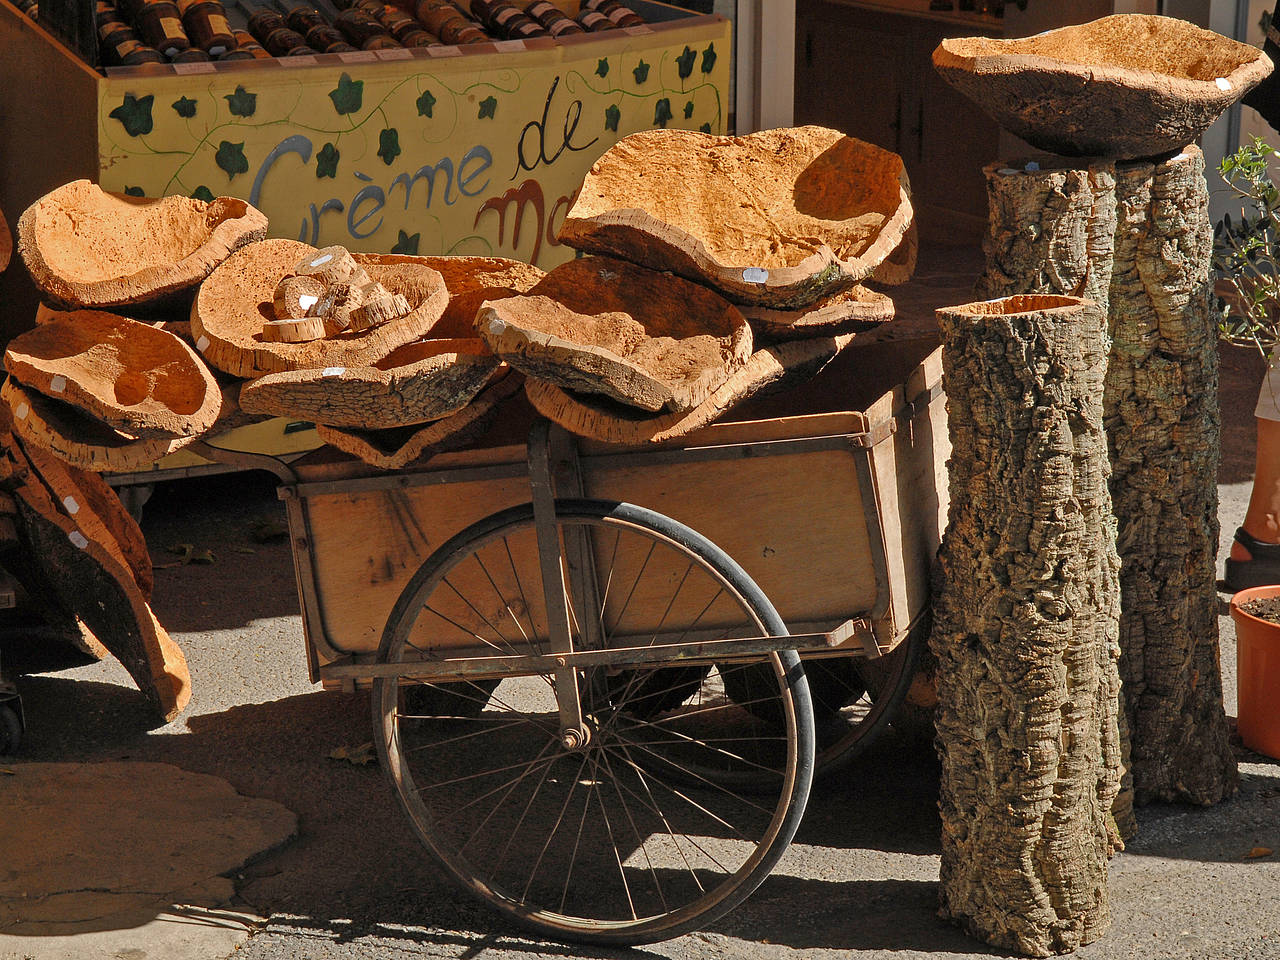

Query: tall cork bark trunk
left=932, top=294, right=1121, bottom=958
left=977, top=147, right=1237, bottom=810
left=1107, top=149, right=1236, bottom=806
left=976, top=157, right=1134, bottom=844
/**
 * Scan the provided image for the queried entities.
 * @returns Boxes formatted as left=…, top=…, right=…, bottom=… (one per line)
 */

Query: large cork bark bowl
left=2, top=377, right=198, bottom=472
left=5, top=310, right=221, bottom=439
left=933, top=15, right=1272, bottom=159
left=420, top=256, right=546, bottom=337
left=477, top=256, right=752, bottom=413
left=558, top=126, right=917, bottom=309
left=190, top=240, right=449, bottom=378
left=524, top=335, right=853, bottom=444
left=238, top=338, right=501, bottom=428
left=315, top=371, right=525, bottom=470
left=742, top=284, right=895, bottom=341
left=17, top=181, right=268, bottom=309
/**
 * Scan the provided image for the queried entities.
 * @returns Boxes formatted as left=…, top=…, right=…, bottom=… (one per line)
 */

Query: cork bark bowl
left=742, top=284, right=895, bottom=341
left=238, top=338, right=502, bottom=429
left=933, top=14, right=1273, bottom=159
left=5, top=310, right=222, bottom=439
left=17, top=181, right=268, bottom=309
left=420, top=256, right=546, bottom=336
left=558, top=126, right=917, bottom=309
left=477, top=256, right=753, bottom=413
left=190, top=240, right=449, bottom=378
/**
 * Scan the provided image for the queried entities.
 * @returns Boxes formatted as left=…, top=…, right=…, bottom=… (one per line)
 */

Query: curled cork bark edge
left=17, top=183, right=268, bottom=309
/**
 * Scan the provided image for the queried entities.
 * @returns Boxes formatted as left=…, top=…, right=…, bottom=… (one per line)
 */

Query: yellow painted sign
left=96, top=18, right=730, bottom=270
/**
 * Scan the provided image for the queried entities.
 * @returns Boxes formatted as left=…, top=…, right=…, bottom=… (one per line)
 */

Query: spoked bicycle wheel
left=373, top=499, right=815, bottom=945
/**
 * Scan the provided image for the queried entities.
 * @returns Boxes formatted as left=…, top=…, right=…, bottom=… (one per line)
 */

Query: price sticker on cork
left=1216, top=77, right=1233, bottom=91
left=62, top=496, right=80, bottom=515
left=49, top=375, right=67, bottom=393
left=322, top=367, right=345, bottom=377
left=742, top=268, right=769, bottom=284
left=196, top=335, right=210, bottom=353
left=68, top=530, right=89, bottom=550
left=298, top=295, right=319, bottom=313
left=15, top=402, right=28, bottom=420
left=1024, top=161, right=1041, bottom=173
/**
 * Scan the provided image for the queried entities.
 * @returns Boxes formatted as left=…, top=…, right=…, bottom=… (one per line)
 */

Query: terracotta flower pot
left=1228, top=584, right=1280, bottom=760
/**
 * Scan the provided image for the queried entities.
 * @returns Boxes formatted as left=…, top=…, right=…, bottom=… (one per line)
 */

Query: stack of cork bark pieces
left=479, top=125, right=917, bottom=443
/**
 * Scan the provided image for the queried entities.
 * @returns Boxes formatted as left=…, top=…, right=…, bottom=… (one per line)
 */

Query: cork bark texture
left=238, top=338, right=500, bottom=429
left=17, top=181, right=267, bottom=309
left=524, top=334, right=853, bottom=444
left=931, top=295, right=1121, bottom=958
left=2, top=377, right=197, bottom=472
left=478, top=256, right=752, bottom=413
left=190, top=240, right=448, bottom=379
left=977, top=148, right=1237, bottom=809
left=741, top=283, right=895, bottom=342
left=420, top=255, right=546, bottom=338
left=559, top=126, right=916, bottom=308
left=316, top=370, right=524, bottom=470
left=933, top=15, right=1271, bottom=159
left=2, top=411, right=189, bottom=721
left=5, top=310, right=222, bottom=439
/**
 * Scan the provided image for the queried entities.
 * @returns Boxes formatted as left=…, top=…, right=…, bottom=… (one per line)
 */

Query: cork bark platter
left=190, top=240, right=449, bottom=379
left=3, top=421, right=189, bottom=721
left=558, top=126, right=916, bottom=309
left=477, top=256, right=753, bottom=413
left=3, top=377, right=198, bottom=472
left=5, top=310, right=222, bottom=439
left=524, top=334, right=855, bottom=444
left=315, top=370, right=525, bottom=470
left=420, top=256, right=546, bottom=337
left=743, top=284, right=895, bottom=341
left=17, top=181, right=268, bottom=309
left=933, top=15, right=1273, bottom=159
left=238, top=337, right=501, bottom=429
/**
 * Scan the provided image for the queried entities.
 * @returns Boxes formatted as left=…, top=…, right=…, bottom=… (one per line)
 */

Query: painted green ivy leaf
left=316, top=142, right=339, bottom=179
left=378, top=128, right=401, bottom=165
left=683, top=100, right=694, bottom=119
left=191, top=185, right=215, bottom=202
left=654, top=98, right=672, bottom=128
left=224, top=85, right=256, bottom=117
left=595, top=58, right=609, bottom=78
left=701, top=42, right=717, bottom=74
left=215, top=140, right=249, bottom=179
left=676, top=46, right=696, bottom=79
left=478, top=96, right=497, bottom=119
left=391, top=230, right=420, bottom=255
left=123, top=186, right=145, bottom=197
left=108, top=93, right=153, bottom=137
left=604, top=103, right=620, bottom=133
left=329, top=72, right=364, bottom=115
left=172, top=96, right=197, bottom=118
left=416, top=88, right=436, bottom=118
left=699, top=122, right=712, bottom=134
left=633, top=60, right=650, bottom=84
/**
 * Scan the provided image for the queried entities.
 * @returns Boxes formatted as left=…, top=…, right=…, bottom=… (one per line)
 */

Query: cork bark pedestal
left=977, top=147, right=1238, bottom=809
left=932, top=294, right=1121, bottom=958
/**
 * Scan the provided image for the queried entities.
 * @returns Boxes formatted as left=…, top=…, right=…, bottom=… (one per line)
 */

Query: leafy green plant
left=1215, top=137, right=1280, bottom=352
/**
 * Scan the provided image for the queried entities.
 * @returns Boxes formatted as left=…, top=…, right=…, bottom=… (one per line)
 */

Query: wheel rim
left=374, top=502, right=812, bottom=943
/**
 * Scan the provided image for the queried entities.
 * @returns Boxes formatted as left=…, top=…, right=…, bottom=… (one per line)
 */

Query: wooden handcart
left=196, top=336, right=949, bottom=946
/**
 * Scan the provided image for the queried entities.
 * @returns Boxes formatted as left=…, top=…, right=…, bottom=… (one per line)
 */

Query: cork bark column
left=977, top=146, right=1237, bottom=809
left=932, top=294, right=1121, bottom=958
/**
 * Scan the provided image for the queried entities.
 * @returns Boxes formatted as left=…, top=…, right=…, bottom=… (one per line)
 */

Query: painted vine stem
left=932, top=294, right=1121, bottom=958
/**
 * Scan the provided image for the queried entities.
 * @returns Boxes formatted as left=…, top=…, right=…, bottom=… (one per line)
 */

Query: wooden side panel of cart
left=291, top=345, right=948, bottom=685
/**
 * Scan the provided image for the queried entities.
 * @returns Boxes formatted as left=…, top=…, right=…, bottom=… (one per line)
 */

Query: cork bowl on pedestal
left=558, top=126, right=916, bottom=309
left=933, top=15, right=1273, bottom=159
left=4, top=310, right=221, bottom=440
left=477, top=256, right=752, bottom=413
left=17, top=181, right=268, bottom=309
